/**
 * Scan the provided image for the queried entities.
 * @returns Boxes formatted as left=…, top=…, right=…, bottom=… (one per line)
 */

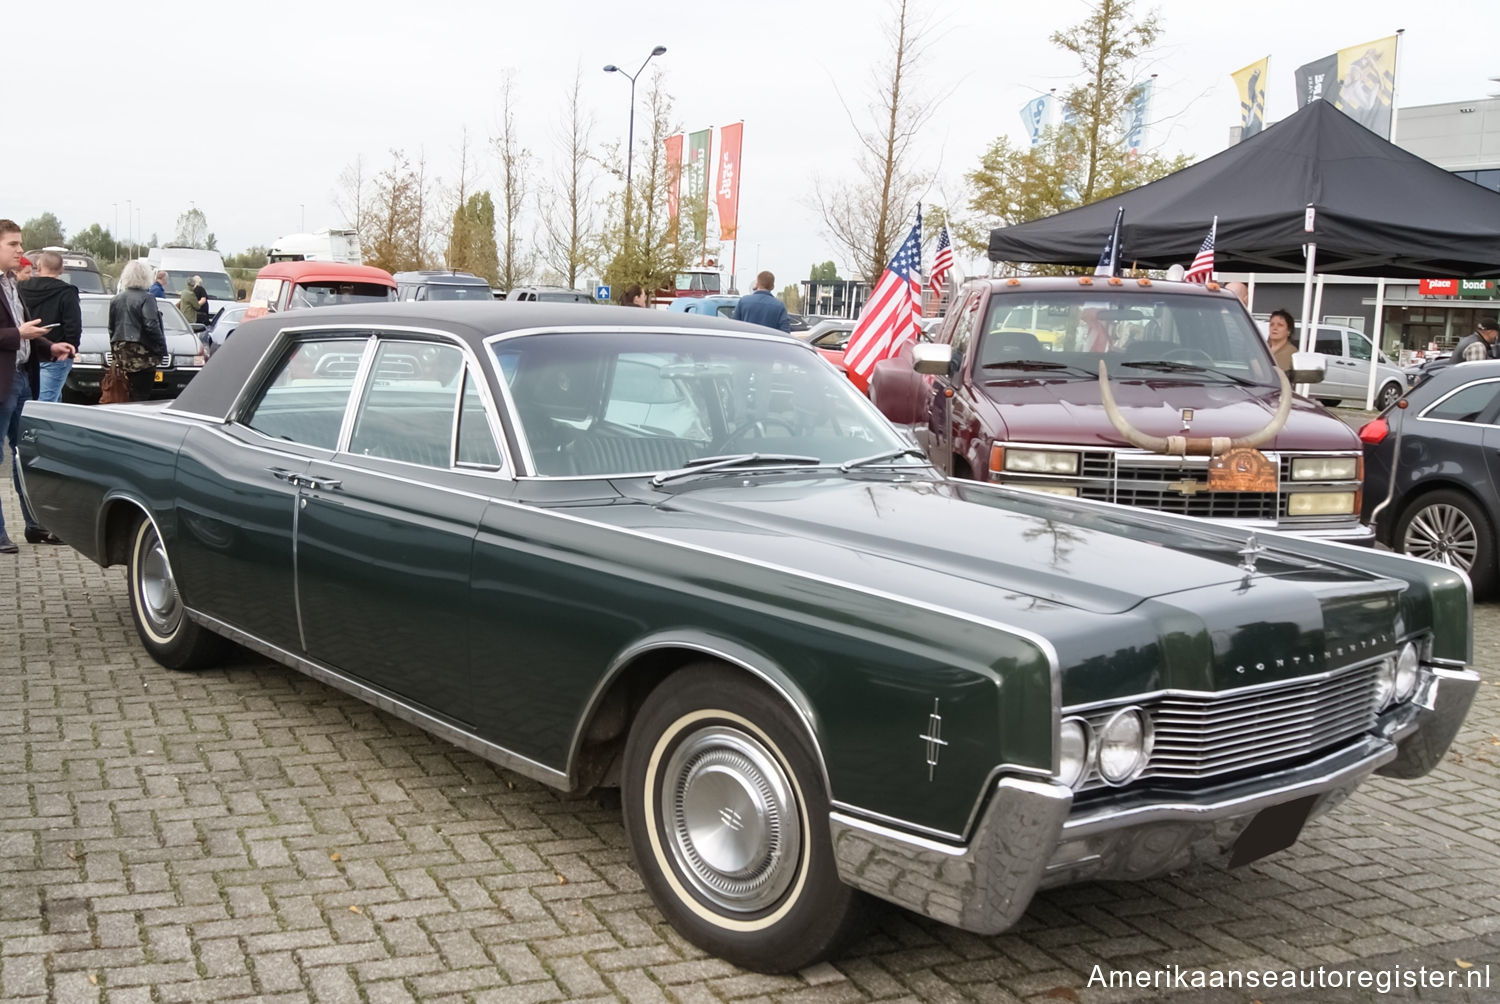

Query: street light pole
left=603, top=45, right=667, bottom=247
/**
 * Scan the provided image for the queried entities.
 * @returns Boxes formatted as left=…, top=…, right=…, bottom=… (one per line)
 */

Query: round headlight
left=1394, top=642, right=1420, bottom=701
left=1373, top=657, right=1397, bottom=708
left=1058, top=718, right=1090, bottom=789
left=1097, top=708, right=1151, bottom=784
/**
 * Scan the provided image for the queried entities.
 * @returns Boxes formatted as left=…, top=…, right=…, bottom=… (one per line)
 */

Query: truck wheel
left=1394, top=490, right=1496, bottom=596
left=621, top=665, right=867, bottom=973
left=126, top=515, right=230, bottom=671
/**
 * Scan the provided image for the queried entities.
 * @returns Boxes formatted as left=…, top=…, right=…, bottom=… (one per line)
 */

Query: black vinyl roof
left=167, top=301, right=788, bottom=419
left=988, top=100, right=1500, bottom=278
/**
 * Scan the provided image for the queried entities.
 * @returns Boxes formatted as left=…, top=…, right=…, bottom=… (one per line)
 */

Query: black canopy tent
left=986, top=99, right=1500, bottom=279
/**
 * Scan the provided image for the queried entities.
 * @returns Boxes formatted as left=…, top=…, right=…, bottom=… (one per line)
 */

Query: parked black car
left=1361, top=359, right=1500, bottom=594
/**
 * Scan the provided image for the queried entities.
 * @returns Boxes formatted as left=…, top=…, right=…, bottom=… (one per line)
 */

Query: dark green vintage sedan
left=17, top=303, right=1480, bottom=972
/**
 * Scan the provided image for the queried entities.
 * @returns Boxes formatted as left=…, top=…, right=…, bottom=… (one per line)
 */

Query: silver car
left=1305, top=323, right=1408, bottom=410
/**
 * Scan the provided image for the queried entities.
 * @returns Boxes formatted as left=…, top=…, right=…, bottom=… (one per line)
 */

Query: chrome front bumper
left=828, top=666, right=1479, bottom=935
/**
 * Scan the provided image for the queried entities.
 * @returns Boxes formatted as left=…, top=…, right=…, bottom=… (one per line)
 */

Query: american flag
left=1184, top=217, right=1217, bottom=283
left=928, top=225, right=954, bottom=303
left=1094, top=206, right=1124, bottom=276
left=842, top=209, right=922, bottom=392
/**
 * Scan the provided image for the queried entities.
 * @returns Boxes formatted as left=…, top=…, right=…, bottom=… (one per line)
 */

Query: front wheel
left=1376, top=382, right=1403, bottom=410
left=126, top=515, right=230, bottom=670
left=621, top=665, right=867, bottom=972
left=1394, top=489, right=1497, bottom=596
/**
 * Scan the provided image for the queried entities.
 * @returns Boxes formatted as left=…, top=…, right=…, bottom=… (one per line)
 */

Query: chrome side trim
left=291, top=483, right=306, bottom=653
left=185, top=608, right=569, bottom=789
left=335, top=336, right=379, bottom=449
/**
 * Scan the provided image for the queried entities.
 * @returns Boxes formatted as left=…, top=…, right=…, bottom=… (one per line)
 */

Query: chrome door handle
left=268, top=468, right=299, bottom=483
left=303, top=476, right=342, bottom=491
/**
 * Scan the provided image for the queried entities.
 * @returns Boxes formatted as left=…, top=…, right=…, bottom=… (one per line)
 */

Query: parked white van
left=1304, top=324, right=1409, bottom=410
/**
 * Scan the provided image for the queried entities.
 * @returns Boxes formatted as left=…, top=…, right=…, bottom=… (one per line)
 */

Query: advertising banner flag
left=1232, top=57, right=1269, bottom=138
left=1334, top=34, right=1397, bottom=137
left=665, top=134, right=683, bottom=242
left=1120, top=79, right=1153, bottom=156
left=1020, top=94, right=1052, bottom=146
left=715, top=122, right=743, bottom=242
left=684, top=129, right=711, bottom=245
left=1294, top=53, right=1339, bottom=108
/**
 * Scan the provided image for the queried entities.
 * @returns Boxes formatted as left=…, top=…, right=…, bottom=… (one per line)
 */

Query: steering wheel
left=712, top=416, right=799, bottom=452
left=1162, top=347, right=1215, bottom=365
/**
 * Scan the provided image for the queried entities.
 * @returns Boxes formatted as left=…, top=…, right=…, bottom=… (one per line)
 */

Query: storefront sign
left=1419, top=278, right=1458, bottom=295
left=1459, top=279, right=1495, bottom=299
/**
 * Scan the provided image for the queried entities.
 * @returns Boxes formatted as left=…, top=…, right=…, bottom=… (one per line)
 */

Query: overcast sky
left=7, top=0, right=1495, bottom=289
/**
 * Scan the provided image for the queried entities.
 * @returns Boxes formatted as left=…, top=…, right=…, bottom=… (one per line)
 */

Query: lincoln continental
left=17, top=303, right=1479, bottom=972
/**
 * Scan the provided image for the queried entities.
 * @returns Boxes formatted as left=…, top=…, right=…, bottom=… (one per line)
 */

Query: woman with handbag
left=107, top=261, right=168, bottom=401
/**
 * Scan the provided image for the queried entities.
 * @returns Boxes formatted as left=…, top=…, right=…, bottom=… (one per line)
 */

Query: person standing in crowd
left=1449, top=316, right=1499, bottom=363
left=109, top=261, right=168, bottom=402
left=176, top=280, right=198, bottom=325
left=14, top=256, right=32, bottom=283
left=1266, top=309, right=1297, bottom=372
left=0, top=219, right=73, bottom=551
left=191, top=275, right=210, bottom=326
left=732, top=270, right=791, bottom=333
left=19, top=251, right=83, bottom=401
left=148, top=269, right=168, bottom=298
left=617, top=284, right=646, bottom=307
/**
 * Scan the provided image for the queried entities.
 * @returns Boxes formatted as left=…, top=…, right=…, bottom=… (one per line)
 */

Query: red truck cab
left=245, top=261, right=397, bottom=319
left=871, top=277, right=1371, bottom=543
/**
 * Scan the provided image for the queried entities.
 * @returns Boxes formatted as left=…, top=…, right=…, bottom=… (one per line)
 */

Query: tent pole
left=1297, top=242, right=1317, bottom=396
left=1366, top=278, right=1388, bottom=409
left=1247, top=273, right=1256, bottom=314
left=1311, top=275, right=1327, bottom=336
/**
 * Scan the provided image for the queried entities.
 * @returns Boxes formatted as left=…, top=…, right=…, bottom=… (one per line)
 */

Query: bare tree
left=539, top=66, right=599, bottom=288
left=813, top=0, right=932, bottom=284
left=601, top=70, right=687, bottom=295
left=446, top=128, right=479, bottom=271
left=493, top=72, right=535, bottom=291
left=334, top=156, right=367, bottom=239
left=362, top=149, right=426, bottom=273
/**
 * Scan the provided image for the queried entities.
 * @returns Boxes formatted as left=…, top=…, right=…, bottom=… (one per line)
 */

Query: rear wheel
left=126, top=515, right=230, bottom=670
left=1318, top=398, right=1343, bottom=408
left=621, top=665, right=867, bottom=973
left=1394, top=489, right=1496, bottom=596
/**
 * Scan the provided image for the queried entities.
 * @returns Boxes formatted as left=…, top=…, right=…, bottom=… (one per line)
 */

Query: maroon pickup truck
left=871, top=277, right=1372, bottom=543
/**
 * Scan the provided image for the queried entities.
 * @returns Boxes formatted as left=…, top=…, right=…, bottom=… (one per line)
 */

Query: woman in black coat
left=108, top=260, right=169, bottom=400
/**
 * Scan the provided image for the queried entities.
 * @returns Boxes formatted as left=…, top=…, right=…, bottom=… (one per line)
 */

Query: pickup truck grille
left=1075, top=659, right=1382, bottom=790
left=1046, top=450, right=1338, bottom=521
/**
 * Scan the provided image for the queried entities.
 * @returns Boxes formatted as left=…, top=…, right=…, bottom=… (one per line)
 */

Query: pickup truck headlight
left=76, top=352, right=104, bottom=366
left=1058, top=718, right=1091, bottom=788
left=1395, top=641, right=1420, bottom=701
left=1000, top=448, right=1080, bottom=475
left=1287, top=491, right=1357, bottom=516
left=1291, top=456, right=1360, bottom=481
left=1097, top=707, right=1151, bottom=784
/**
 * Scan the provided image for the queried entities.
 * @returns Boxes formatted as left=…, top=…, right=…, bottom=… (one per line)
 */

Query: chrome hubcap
left=138, top=528, right=182, bottom=635
left=661, top=725, right=800, bottom=913
left=1404, top=504, right=1478, bottom=571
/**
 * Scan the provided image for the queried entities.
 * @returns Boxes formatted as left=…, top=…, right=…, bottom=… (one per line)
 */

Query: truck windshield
left=162, top=270, right=236, bottom=300
left=290, top=282, right=396, bottom=308
left=979, top=292, right=1280, bottom=386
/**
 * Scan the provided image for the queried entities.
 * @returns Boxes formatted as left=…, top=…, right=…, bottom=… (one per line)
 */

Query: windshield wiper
left=839, top=447, right=929, bottom=472
left=650, top=453, right=822, bottom=487
left=981, top=359, right=1098, bottom=379
left=1119, top=359, right=1258, bottom=386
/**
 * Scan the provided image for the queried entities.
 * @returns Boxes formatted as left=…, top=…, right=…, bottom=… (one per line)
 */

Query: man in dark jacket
left=0, top=219, right=73, bottom=551
left=19, top=250, right=83, bottom=401
left=732, top=270, right=791, bottom=333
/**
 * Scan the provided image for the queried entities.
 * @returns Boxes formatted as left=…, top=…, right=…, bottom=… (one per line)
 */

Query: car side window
left=1348, top=333, right=1372, bottom=362
left=243, top=338, right=369, bottom=448
left=1425, top=382, right=1500, bottom=424
left=947, top=292, right=984, bottom=372
left=347, top=341, right=465, bottom=467
left=1314, top=329, right=1342, bottom=355
left=455, top=368, right=503, bottom=467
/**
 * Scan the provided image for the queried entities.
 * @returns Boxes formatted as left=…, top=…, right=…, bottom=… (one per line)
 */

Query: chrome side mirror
left=911, top=342, right=953, bottom=375
left=1290, top=351, right=1326, bottom=385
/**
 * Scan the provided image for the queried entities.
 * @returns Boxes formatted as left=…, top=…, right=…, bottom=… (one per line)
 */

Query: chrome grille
left=1075, top=660, right=1382, bottom=790
left=104, top=350, right=172, bottom=368
left=1075, top=451, right=1277, bottom=519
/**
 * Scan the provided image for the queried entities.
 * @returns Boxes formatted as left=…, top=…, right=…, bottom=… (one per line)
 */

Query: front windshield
left=491, top=332, right=909, bottom=477
left=289, top=281, right=396, bottom=309
left=674, top=271, right=722, bottom=293
left=81, top=298, right=191, bottom=333
left=162, top=270, right=236, bottom=300
left=427, top=284, right=492, bottom=301
left=978, top=291, right=1279, bottom=385
left=60, top=270, right=106, bottom=293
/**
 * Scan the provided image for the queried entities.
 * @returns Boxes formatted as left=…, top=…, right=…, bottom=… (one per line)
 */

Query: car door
left=1314, top=327, right=1353, bottom=400
left=1345, top=328, right=1377, bottom=401
left=171, top=336, right=367, bottom=652
left=294, top=337, right=511, bottom=723
left=926, top=289, right=985, bottom=474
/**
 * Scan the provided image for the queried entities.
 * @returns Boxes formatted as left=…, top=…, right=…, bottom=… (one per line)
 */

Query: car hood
left=977, top=375, right=1360, bottom=450
left=78, top=323, right=200, bottom=356
left=590, top=474, right=1407, bottom=697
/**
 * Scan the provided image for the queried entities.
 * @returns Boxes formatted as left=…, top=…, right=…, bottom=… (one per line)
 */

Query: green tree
left=68, top=223, right=116, bottom=260
left=809, top=261, right=840, bottom=281
left=600, top=71, right=687, bottom=296
left=22, top=212, right=65, bottom=249
left=222, top=247, right=270, bottom=270
left=779, top=284, right=804, bottom=312
left=960, top=0, right=1190, bottom=266
left=448, top=191, right=499, bottom=284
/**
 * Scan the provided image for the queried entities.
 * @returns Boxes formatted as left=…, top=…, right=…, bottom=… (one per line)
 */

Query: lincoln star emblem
left=919, top=699, right=948, bottom=781
left=1167, top=479, right=1207, bottom=496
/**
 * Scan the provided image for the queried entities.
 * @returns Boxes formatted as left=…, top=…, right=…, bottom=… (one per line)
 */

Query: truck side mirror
left=1290, top=351, right=1326, bottom=385
left=911, top=342, right=953, bottom=374
left=236, top=288, right=247, bottom=301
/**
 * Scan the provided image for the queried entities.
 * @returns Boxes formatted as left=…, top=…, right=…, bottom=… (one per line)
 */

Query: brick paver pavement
left=3, top=457, right=1498, bottom=1002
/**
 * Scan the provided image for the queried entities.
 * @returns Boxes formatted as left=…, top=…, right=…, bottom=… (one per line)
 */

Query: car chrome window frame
left=227, top=322, right=517, bottom=478
left=480, top=324, right=906, bottom=480
left=1415, top=376, right=1500, bottom=429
